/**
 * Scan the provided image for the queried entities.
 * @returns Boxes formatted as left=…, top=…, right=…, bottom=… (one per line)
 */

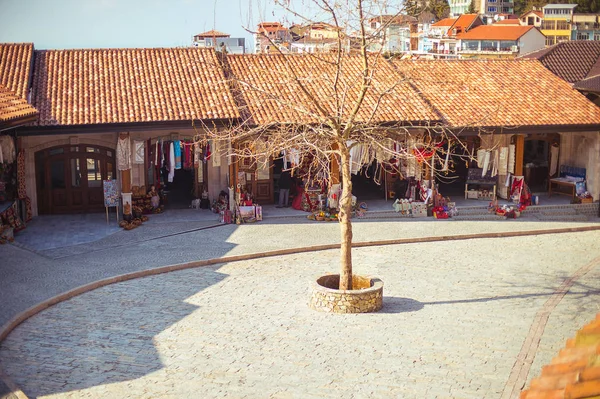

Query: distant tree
left=467, top=0, right=476, bottom=14
left=428, top=0, right=450, bottom=20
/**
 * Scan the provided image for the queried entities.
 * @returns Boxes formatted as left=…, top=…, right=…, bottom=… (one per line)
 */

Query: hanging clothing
left=169, top=142, right=175, bottom=182
left=116, top=137, right=131, bottom=170
left=212, top=140, right=221, bottom=167
left=174, top=140, right=182, bottom=170
left=550, top=144, right=559, bottom=177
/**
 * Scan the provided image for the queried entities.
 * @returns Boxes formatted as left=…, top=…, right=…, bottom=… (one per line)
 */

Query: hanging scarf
left=17, top=149, right=26, bottom=199
left=169, top=142, right=175, bottom=182
left=174, top=140, right=182, bottom=169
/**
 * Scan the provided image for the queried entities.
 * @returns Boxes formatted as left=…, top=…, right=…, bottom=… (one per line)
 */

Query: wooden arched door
left=36, top=145, right=116, bottom=214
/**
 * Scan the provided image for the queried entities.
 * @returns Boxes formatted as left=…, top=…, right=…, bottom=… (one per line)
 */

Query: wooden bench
left=548, top=166, right=586, bottom=198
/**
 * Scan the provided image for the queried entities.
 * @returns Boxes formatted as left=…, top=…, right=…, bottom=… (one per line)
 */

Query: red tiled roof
left=30, top=47, right=239, bottom=126
left=521, top=313, right=600, bottom=399
left=392, top=59, right=600, bottom=127
left=521, top=41, right=600, bottom=83
left=0, top=83, right=38, bottom=126
left=224, top=53, right=439, bottom=125
left=0, top=43, right=34, bottom=99
left=448, top=14, right=481, bottom=35
left=495, top=19, right=522, bottom=25
left=432, top=17, right=458, bottom=27
left=573, top=75, right=600, bottom=93
left=457, top=25, right=536, bottom=40
left=520, top=10, right=544, bottom=19
left=195, top=30, right=230, bottom=38
left=258, top=22, right=288, bottom=33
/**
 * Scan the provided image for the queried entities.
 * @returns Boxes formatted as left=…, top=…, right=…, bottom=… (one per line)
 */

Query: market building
left=2, top=41, right=600, bottom=226
left=0, top=44, right=239, bottom=217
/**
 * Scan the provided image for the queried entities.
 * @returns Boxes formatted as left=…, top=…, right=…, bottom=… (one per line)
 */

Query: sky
left=0, top=0, right=299, bottom=50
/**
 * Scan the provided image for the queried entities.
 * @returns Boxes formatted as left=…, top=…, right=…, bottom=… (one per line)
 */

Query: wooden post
left=515, top=135, right=525, bottom=177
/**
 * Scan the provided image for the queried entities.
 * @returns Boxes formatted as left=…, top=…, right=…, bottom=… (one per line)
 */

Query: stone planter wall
left=309, top=274, right=383, bottom=313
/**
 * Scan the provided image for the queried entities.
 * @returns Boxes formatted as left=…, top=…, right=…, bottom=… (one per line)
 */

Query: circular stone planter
left=309, top=274, right=383, bottom=313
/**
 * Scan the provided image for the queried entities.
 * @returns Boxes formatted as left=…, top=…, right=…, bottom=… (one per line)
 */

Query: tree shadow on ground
left=0, top=265, right=227, bottom=398
left=382, top=289, right=600, bottom=314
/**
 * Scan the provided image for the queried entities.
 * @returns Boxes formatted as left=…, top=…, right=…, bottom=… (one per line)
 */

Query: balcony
left=573, top=22, right=600, bottom=30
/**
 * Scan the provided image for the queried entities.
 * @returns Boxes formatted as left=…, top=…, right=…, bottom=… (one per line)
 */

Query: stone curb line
left=501, top=254, right=600, bottom=399
left=1, top=224, right=600, bottom=398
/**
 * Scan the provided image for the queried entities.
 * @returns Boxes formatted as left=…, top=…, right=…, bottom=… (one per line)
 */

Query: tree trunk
left=338, top=147, right=353, bottom=290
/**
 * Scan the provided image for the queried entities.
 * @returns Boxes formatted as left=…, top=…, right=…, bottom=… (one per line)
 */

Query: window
left=577, top=32, right=590, bottom=40
left=536, top=17, right=540, bottom=23
left=556, top=20, right=569, bottom=30
left=488, top=6, right=497, bottom=12
left=489, top=0, right=496, bottom=3
left=545, top=35, right=555, bottom=46
left=481, top=40, right=498, bottom=51
left=595, top=33, right=600, bottom=41
left=556, top=35, right=570, bottom=43
left=463, top=40, right=479, bottom=50
left=371, top=22, right=377, bottom=29
left=500, top=40, right=517, bottom=51
left=541, top=20, right=555, bottom=30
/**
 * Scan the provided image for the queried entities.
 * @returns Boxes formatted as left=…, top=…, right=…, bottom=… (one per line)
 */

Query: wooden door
left=36, top=145, right=115, bottom=214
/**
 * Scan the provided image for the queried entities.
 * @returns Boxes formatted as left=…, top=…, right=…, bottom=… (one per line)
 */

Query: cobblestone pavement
left=1, top=230, right=600, bottom=398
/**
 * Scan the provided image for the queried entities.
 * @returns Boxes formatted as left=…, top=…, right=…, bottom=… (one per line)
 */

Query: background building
left=193, top=30, right=246, bottom=54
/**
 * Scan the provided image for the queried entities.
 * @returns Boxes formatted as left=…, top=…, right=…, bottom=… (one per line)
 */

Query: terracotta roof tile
left=520, top=10, right=544, bottom=19
left=432, top=17, right=458, bottom=27
left=195, top=30, right=230, bottom=38
left=521, top=313, right=600, bottom=399
left=448, top=14, right=481, bottom=35
left=457, top=25, right=536, bottom=40
left=521, top=41, right=600, bottom=83
left=30, top=47, right=239, bottom=126
left=0, top=43, right=34, bottom=99
left=391, top=59, right=600, bottom=127
left=0, top=83, right=38, bottom=125
left=224, top=53, right=440, bottom=126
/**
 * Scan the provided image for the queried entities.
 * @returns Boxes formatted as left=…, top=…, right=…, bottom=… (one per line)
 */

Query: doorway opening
left=164, top=168, right=196, bottom=209
left=351, top=161, right=387, bottom=201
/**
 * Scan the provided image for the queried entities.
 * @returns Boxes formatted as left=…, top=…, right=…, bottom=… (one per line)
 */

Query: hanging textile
left=205, top=141, right=212, bottom=161
left=194, top=144, right=201, bottom=168
left=212, top=140, right=221, bottom=167
left=116, top=137, right=131, bottom=171
left=0, top=136, right=15, bottom=163
left=498, top=147, right=508, bottom=175
left=133, top=141, right=145, bottom=164
left=508, top=144, right=515, bottom=174
left=347, top=141, right=363, bottom=175
left=17, top=149, right=26, bottom=199
left=550, top=144, right=559, bottom=177
left=477, top=149, right=486, bottom=168
left=442, top=147, right=450, bottom=172
left=197, top=163, right=204, bottom=183
left=174, top=140, right=182, bottom=169
left=482, top=151, right=491, bottom=177
left=169, top=142, right=175, bottom=182
left=491, top=150, right=498, bottom=177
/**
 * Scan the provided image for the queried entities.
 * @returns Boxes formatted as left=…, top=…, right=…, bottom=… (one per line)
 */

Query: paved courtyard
left=1, top=227, right=599, bottom=398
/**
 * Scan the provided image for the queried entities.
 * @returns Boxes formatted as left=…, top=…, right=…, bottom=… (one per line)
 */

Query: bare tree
left=197, top=0, right=473, bottom=290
